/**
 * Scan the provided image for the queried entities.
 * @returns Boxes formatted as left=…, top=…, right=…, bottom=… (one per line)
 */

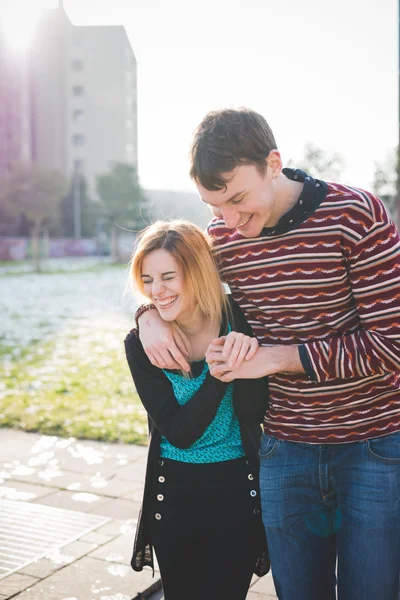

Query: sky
left=0, top=0, right=398, bottom=193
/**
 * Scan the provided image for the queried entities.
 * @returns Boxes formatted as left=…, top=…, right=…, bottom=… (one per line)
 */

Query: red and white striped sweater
left=208, top=178, right=400, bottom=443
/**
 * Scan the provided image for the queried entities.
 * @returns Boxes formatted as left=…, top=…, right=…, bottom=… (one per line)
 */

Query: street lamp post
left=73, top=166, right=81, bottom=239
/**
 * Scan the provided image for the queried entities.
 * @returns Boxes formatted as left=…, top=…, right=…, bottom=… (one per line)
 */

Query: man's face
left=196, top=162, right=279, bottom=238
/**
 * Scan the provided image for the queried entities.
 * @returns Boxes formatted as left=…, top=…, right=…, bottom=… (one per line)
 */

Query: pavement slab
left=65, top=475, right=140, bottom=499
left=88, top=533, right=137, bottom=566
left=34, top=489, right=110, bottom=513
left=17, top=541, right=98, bottom=579
left=0, top=572, right=40, bottom=597
left=88, top=497, right=141, bottom=520
left=0, top=480, right=55, bottom=502
left=8, top=556, right=157, bottom=600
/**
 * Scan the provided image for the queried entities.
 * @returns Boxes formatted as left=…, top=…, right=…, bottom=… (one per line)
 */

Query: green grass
left=0, top=315, right=148, bottom=444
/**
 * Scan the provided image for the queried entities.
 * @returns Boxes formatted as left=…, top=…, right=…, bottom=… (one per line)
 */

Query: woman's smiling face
left=141, top=248, right=193, bottom=324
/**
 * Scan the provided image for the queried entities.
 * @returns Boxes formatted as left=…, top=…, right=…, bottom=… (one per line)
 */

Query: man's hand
left=205, top=332, right=258, bottom=369
left=207, top=345, right=304, bottom=382
left=138, top=309, right=191, bottom=371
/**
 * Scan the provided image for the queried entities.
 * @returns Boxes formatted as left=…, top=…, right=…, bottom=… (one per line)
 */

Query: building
left=21, top=1, right=138, bottom=195
left=0, top=23, right=32, bottom=179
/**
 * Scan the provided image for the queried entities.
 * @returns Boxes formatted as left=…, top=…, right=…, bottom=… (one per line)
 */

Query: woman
left=125, top=220, right=269, bottom=600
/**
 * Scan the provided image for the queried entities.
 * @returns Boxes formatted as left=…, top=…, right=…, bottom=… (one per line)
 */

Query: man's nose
left=221, top=208, right=239, bottom=229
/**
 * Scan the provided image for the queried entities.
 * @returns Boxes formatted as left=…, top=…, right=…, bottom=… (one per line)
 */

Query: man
left=136, top=107, right=400, bottom=599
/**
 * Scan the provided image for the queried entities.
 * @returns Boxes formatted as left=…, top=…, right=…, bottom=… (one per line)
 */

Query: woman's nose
left=152, top=279, right=166, bottom=297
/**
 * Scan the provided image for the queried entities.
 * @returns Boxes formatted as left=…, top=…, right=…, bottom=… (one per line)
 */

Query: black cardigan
left=124, top=296, right=270, bottom=577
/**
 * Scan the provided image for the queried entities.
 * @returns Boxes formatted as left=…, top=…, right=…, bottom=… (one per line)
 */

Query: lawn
left=0, top=259, right=148, bottom=444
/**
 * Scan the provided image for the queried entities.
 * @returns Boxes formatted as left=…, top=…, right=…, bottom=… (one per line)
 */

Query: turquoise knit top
left=159, top=359, right=245, bottom=463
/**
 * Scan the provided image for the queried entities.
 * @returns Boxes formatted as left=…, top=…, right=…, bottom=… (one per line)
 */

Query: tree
left=288, top=143, right=346, bottom=182
left=0, top=163, right=67, bottom=271
left=96, top=162, right=146, bottom=261
left=372, top=147, right=399, bottom=218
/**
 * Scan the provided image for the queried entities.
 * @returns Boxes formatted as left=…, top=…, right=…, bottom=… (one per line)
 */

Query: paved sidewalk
left=0, top=429, right=277, bottom=599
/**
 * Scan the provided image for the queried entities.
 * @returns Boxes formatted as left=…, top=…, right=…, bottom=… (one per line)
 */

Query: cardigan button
left=248, top=474, right=254, bottom=481
left=158, top=459, right=164, bottom=466
left=157, top=494, right=164, bottom=501
left=253, top=508, right=260, bottom=515
left=250, top=490, right=257, bottom=497
left=155, top=513, right=162, bottom=520
left=158, top=476, right=165, bottom=483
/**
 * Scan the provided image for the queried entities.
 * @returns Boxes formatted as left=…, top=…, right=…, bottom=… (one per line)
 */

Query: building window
left=72, top=85, right=84, bottom=96
left=73, top=159, right=83, bottom=172
left=73, top=134, right=85, bottom=146
left=73, top=109, right=84, bottom=123
left=71, top=59, right=83, bottom=72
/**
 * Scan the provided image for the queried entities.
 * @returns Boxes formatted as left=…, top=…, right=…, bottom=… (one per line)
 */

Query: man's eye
left=231, top=198, right=243, bottom=205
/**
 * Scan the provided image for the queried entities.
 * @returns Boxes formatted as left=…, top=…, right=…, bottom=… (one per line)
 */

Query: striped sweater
left=208, top=172, right=400, bottom=443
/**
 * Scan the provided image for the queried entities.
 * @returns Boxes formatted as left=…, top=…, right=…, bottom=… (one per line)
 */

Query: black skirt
left=150, top=457, right=265, bottom=600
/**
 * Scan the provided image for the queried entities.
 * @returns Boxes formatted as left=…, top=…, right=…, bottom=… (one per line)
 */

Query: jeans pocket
left=367, top=430, right=400, bottom=464
left=259, top=432, right=279, bottom=459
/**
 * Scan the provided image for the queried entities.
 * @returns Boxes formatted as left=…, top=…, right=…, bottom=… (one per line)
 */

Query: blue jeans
left=259, top=430, right=400, bottom=600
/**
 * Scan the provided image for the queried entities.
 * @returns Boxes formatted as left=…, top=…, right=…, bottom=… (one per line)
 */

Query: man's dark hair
left=189, top=107, right=277, bottom=191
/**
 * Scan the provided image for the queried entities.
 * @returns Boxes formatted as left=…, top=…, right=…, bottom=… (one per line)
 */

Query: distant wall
left=0, top=237, right=100, bottom=260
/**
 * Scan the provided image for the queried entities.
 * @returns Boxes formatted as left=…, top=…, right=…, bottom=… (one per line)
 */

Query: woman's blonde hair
left=130, top=219, right=229, bottom=344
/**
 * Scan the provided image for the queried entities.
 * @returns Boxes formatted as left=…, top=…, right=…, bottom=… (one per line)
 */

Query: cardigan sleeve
left=301, top=192, right=400, bottom=383
left=125, top=331, right=229, bottom=449
left=228, top=296, right=269, bottom=424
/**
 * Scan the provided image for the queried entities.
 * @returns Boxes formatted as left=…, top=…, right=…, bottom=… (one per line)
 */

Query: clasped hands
left=205, top=332, right=259, bottom=382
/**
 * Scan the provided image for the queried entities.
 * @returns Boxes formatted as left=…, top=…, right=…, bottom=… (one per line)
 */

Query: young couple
left=125, top=108, right=400, bottom=600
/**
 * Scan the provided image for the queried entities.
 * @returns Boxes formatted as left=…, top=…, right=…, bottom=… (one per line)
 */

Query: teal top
left=160, top=360, right=245, bottom=463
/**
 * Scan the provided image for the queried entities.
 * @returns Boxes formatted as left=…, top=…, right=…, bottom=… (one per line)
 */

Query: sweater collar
left=260, top=168, right=328, bottom=238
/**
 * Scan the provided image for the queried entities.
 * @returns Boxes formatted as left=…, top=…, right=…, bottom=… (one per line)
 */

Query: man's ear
left=266, top=150, right=282, bottom=178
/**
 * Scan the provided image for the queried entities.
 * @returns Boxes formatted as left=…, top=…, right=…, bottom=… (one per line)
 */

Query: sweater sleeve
left=124, top=331, right=229, bottom=448
left=301, top=194, right=400, bottom=383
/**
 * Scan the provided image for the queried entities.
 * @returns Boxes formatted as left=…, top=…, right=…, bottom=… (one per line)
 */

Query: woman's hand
left=138, top=308, right=191, bottom=371
left=205, top=332, right=259, bottom=370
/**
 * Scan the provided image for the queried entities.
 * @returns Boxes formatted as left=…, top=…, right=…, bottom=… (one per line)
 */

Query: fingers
left=205, top=337, right=226, bottom=362
left=148, top=349, right=189, bottom=371
left=168, top=346, right=191, bottom=372
left=222, top=332, right=242, bottom=360
left=232, top=337, right=259, bottom=368
left=246, top=338, right=259, bottom=360
left=208, top=361, right=232, bottom=379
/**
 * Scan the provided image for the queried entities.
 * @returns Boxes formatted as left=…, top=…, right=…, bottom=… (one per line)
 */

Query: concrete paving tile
left=0, top=430, right=43, bottom=463
left=88, top=497, right=141, bottom=520
left=0, top=467, right=88, bottom=490
left=65, top=475, right=137, bottom=499
left=120, top=482, right=144, bottom=502
left=0, top=573, right=39, bottom=596
left=78, top=531, right=114, bottom=546
left=18, top=540, right=98, bottom=579
left=88, top=532, right=133, bottom=564
left=250, top=572, right=277, bottom=597
left=108, top=461, right=146, bottom=482
left=35, top=490, right=109, bottom=513
left=0, top=480, right=55, bottom=502
left=10, top=556, right=158, bottom=599
left=91, top=518, right=137, bottom=537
